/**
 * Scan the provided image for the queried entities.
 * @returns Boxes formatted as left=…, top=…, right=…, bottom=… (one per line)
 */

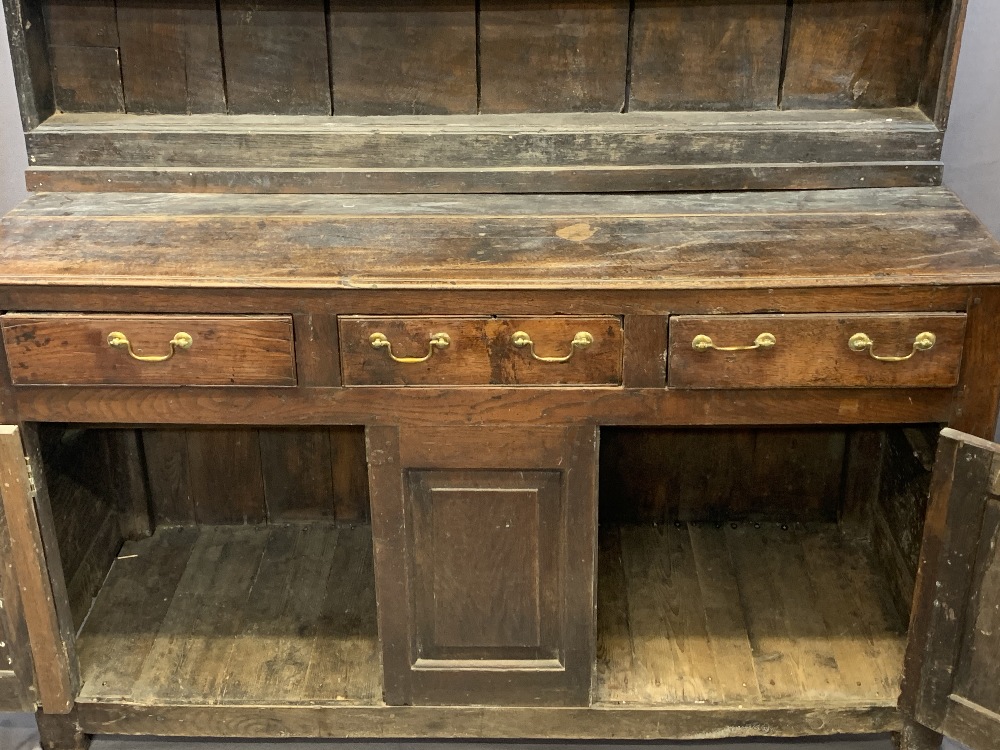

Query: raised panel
left=411, top=473, right=560, bottom=658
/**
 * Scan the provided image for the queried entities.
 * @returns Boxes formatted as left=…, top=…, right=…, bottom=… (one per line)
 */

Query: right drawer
left=668, top=313, right=968, bottom=389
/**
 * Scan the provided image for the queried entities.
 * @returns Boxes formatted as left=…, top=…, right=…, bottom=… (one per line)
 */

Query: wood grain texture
left=950, top=289, right=1000, bottom=438
left=595, top=523, right=905, bottom=708
left=341, top=316, right=622, bottom=386
left=219, top=0, right=332, bottom=114
left=668, top=314, right=967, bottom=389
left=2, top=190, right=995, bottom=292
left=116, top=0, right=226, bottom=114
left=43, top=0, right=123, bottom=113
left=629, top=0, right=787, bottom=111
left=76, top=524, right=379, bottom=706
left=293, top=314, right=341, bottom=388
left=330, top=0, right=476, bottom=115
left=0, top=425, right=78, bottom=713
left=185, top=429, right=266, bottom=525
left=142, top=430, right=196, bottom=526
left=478, top=0, right=630, bottom=113
left=919, top=0, right=968, bottom=129
left=600, top=428, right=845, bottom=524
left=4, top=0, right=55, bottom=129
left=782, top=0, right=937, bottom=109
left=259, top=429, right=336, bottom=521
left=2, top=314, right=296, bottom=386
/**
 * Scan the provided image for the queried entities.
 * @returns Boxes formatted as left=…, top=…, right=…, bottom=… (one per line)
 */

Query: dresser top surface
left=1, top=188, right=998, bottom=291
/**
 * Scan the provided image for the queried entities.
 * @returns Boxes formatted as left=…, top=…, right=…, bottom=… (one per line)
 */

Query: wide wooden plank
left=186, top=430, right=266, bottom=525
left=259, top=429, right=335, bottom=521
left=330, top=427, right=370, bottom=523
left=478, top=0, right=631, bottom=113
left=595, top=523, right=904, bottom=709
left=330, top=0, right=476, bottom=115
left=629, top=0, right=787, bottom=111
left=116, top=0, right=226, bottom=114
left=219, top=0, right=332, bottom=114
left=1, top=189, right=996, bottom=291
left=782, top=0, right=937, bottom=109
left=130, top=526, right=271, bottom=703
left=76, top=527, right=198, bottom=701
left=143, top=430, right=196, bottom=526
left=43, top=0, right=123, bottom=112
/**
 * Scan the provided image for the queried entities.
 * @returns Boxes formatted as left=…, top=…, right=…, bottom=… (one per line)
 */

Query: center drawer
left=668, top=313, right=968, bottom=389
left=339, top=316, right=623, bottom=386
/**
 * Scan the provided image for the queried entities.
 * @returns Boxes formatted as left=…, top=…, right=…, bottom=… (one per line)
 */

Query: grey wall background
left=0, top=1, right=996, bottom=749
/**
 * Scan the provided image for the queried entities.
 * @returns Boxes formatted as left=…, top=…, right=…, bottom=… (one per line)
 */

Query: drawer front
left=668, top=313, right=967, bottom=389
left=2, top=314, right=296, bottom=386
left=340, top=316, right=622, bottom=386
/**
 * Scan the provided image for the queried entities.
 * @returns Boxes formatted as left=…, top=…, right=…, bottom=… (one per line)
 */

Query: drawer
left=668, top=313, right=967, bottom=389
left=2, top=314, right=296, bottom=386
left=340, top=316, right=622, bottom=386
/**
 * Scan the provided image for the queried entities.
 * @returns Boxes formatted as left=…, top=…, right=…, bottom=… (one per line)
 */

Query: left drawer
left=1, top=314, right=297, bottom=386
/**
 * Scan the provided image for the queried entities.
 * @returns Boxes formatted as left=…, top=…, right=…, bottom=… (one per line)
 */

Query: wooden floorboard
left=594, top=522, right=906, bottom=708
left=76, top=523, right=381, bottom=706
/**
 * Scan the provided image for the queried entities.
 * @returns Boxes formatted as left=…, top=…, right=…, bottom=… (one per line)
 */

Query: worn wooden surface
left=341, top=316, right=622, bottom=386
left=0, top=425, right=78, bottom=713
left=629, top=0, right=786, bottom=111
left=3, top=0, right=54, bottom=129
left=1, top=189, right=996, bottom=290
left=43, top=0, right=123, bottom=113
left=600, top=428, right=846, bottom=524
left=0, top=458, right=36, bottom=711
left=143, top=427, right=368, bottom=525
left=218, top=0, right=331, bottom=115
left=75, top=524, right=380, bottom=705
left=330, top=0, right=476, bottom=116
left=2, top=314, right=296, bottom=386
left=596, top=523, right=905, bottom=710
left=781, top=0, right=937, bottom=109
left=116, top=0, right=225, bottom=115
left=370, top=425, right=597, bottom=707
left=668, top=313, right=967, bottom=389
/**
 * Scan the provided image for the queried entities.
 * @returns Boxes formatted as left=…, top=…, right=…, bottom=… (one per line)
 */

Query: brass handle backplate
left=370, top=332, right=450, bottom=364
left=512, top=331, right=593, bottom=363
left=849, top=331, right=936, bottom=362
left=107, top=331, right=193, bottom=363
left=692, top=333, right=776, bottom=353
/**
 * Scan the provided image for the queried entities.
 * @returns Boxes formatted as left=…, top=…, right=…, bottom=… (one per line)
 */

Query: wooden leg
left=892, top=718, right=943, bottom=750
left=35, top=709, right=92, bottom=750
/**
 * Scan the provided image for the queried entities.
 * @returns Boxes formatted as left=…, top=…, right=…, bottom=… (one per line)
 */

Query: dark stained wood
left=622, top=315, right=665, bottom=388
left=330, top=0, right=476, bottom=116
left=185, top=429, right=266, bottom=525
left=782, top=0, right=937, bottom=109
left=0, top=425, right=78, bottom=712
left=35, top=708, right=91, bottom=750
left=100, top=430, right=152, bottom=539
left=668, top=314, right=967, bottom=389
left=293, top=314, right=341, bottom=388
left=901, top=430, right=995, bottom=733
left=11, top=385, right=960, bottom=429
left=116, top=0, right=226, bottom=115
left=259, top=429, right=335, bottom=521
left=329, top=427, right=369, bottom=523
left=370, top=425, right=597, bottom=706
left=2, top=190, right=997, bottom=292
left=49, top=46, right=125, bottom=113
left=142, top=429, right=196, bottom=526
left=43, top=0, right=123, bottom=113
left=2, top=314, right=297, bottom=387
left=629, top=0, right=787, bottom=111
left=919, top=0, right=969, bottom=128
left=3, top=0, right=54, bottom=129
left=595, top=523, right=904, bottom=708
left=219, top=0, right=332, bottom=115
left=950, top=288, right=1000, bottom=438
left=341, top=316, right=622, bottom=386
left=600, top=428, right=845, bottom=524
left=478, top=0, right=631, bottom=113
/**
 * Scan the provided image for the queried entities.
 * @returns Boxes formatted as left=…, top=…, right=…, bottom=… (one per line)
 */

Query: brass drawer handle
left=849, top=331, right=936, bottom=362
left=370, top=331, right=450, bottom=364
left=107, top=331, right=193, bottom=362
left=512, top=330, right=593, bottom=363
left=692, top=333, right=776, bottom=352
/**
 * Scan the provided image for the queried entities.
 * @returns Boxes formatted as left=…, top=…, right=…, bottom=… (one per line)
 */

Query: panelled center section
left=409, top=471, right=560, bottom=662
